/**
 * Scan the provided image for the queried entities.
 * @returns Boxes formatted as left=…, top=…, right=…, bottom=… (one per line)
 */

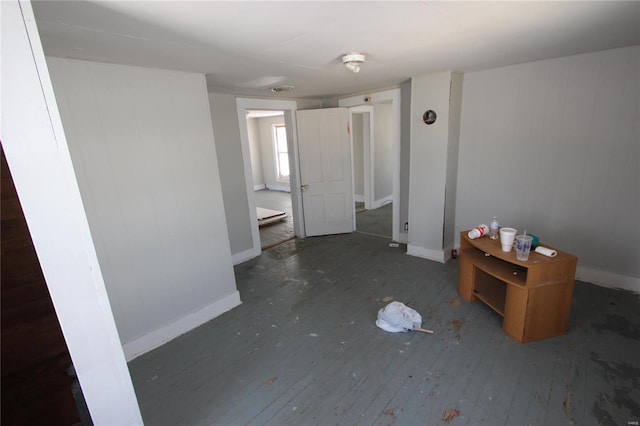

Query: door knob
left=301, top=184, right=309, bottom=192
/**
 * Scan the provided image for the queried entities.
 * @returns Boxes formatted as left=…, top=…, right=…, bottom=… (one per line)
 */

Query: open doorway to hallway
left=355, top=202, right=392, bottom=239
left=254, top=189, right=294, bottom=249
left=245, top=110, right=295, bottom=249
left=350, top=103, right=394, bottom=240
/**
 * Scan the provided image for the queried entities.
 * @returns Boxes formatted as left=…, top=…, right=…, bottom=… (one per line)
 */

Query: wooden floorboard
left=128, top=232, right=640, bottom=426
left=254, top=190, right=294, bottom=249
left=355, top=203, right=392, bottom=239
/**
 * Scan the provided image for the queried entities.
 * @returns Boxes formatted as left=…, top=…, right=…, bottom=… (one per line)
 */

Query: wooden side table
left=458, top=231, right=578, bottom=343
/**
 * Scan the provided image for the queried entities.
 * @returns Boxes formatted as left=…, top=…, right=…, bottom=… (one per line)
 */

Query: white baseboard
left=372, top=195, right=393, bottom=210
left=406, top=244, right=446, bottom=263
left=254, top=184, right=266, bottom=191
left=232, top=247, right=260, bottom=265
left=576, top=266, right=640, bottom=294
left=354, top=194, right=365, bottom=203
left=266, top=184, right=290, bottom=193
left=442, top=242, right=454, bottom=262
left=123, top=291, right=242, bottom=361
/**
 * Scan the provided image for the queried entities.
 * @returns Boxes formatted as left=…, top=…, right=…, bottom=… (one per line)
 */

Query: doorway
left=350, top=103, right=394, bottom=240
left=245, top=109, right=295, bottom=249
left=340, top=89, right=401, bottom=243
left=236, top=98, right=302, bottom=259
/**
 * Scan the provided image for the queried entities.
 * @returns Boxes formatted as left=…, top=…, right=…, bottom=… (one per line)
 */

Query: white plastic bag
left=376, top=301, right=422, bottom=333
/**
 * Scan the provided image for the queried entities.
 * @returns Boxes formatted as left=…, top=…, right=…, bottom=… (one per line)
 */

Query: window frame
left=273, top=124, right=289, bottom=182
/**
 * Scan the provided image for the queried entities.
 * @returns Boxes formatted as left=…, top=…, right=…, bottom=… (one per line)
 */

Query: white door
left=296, top=108, right=353, bottom=236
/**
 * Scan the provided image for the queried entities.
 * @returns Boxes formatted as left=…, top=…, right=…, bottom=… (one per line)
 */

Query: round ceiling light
left=342, top=53, right=366, bottom=73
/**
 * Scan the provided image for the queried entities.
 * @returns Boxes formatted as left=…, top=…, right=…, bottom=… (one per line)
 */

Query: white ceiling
left=32, top=1, right=640, bottom=100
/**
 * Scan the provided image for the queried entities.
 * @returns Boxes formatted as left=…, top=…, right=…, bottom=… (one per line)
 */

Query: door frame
left=236, top=98, right=304, bottom=259
left=349, top=106, right=374, bottom=211
left=339, top=88, right=402, bottom=243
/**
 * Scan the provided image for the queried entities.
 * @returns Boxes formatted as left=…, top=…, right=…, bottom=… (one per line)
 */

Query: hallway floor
left=254, top=190, right=294, bottom=249
left=129, top=233, right=640, bottom=425
left=356, top=203, right=392, bottom=239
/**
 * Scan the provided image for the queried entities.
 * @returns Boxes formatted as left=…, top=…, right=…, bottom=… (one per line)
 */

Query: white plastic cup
left=516, top=235, right=533, bottom=261
left=468, top=224, right=489, bottom=239
left=499, top=227, right=517, bottom=252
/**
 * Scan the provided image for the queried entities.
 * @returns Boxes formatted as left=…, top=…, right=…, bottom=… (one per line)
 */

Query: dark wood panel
left=1, top=353, right=78, bottom=426
left=1, top=177, right=19, bottom=200
left=1, top=218, right=32, bottom=246
left=1, top=145, right=80, bottom=425
left=0, top=280, right=53, bottom=310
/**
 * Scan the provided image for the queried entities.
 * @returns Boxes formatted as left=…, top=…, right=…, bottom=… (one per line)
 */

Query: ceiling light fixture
left=270, top=85, right=295, bottom=94
left=342, top=53, right=366, bottom=73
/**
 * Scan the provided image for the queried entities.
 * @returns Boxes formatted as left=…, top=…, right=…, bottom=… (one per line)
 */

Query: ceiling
left=32, top=1, right=640, bottom=100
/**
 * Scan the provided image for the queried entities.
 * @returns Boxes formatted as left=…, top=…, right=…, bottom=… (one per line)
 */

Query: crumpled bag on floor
left=376, top=301, right=422, bottom=333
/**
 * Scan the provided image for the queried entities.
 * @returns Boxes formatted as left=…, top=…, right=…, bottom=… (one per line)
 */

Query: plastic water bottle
left=489, top=216, right=499, bottom=240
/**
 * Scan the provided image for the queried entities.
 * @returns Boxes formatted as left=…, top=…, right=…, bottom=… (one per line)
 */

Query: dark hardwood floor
left=255, top=190, right=294, bottom=249
left=129, top=232, right=640, bottom=425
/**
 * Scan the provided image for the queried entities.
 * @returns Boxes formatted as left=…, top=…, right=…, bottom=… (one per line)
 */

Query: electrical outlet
left=404, top=222, right=409, bottom=231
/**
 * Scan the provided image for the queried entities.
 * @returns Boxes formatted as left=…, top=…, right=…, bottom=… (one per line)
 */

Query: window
left=274, top=125, right=289, bottom=180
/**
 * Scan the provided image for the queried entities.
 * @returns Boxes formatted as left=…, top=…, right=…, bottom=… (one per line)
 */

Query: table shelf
left=461, top=248, right=527, bottom=287
left=473, top=268, right=506, bottom=316
left=458, top=231, right=578, bottom=343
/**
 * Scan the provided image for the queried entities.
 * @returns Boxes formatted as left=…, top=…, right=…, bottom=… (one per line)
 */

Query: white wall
left=443, top=73, right=464, bottom=252
left=400, top=81, right=412, bottom=237
left=247, top=118, right=265, bottom=188
left=47, top=57, right=241, bottom=358
left=257, top=115, right=289, bottom=191
left=209, top=93, right=254, bottom=255
left=373, top=102, right=393, bottom=204
left=352, top=113, right=365, bottom=198
left=455, top=46, right=639, bottom=291
left=407, top=72, right=455, bottom=261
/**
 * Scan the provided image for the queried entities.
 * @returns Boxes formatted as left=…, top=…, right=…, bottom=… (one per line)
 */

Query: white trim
left=254, top=184, right=266, bottom=191
left=354, top=194, right=365, bottom=203
left=339, top=88, right=401, bottom=243
left=576, top=266, right=640, bottom=294
left=232, top=247, right=259, bottom=265
left=284, top=110, right=303, bottom=237
left=406, top=244, right=447, bottom=263
left=272, top=123, right=291, bottom=183
left=373, top=195, right=393, bottom=210
left=123, top=291, right=242, bottom=361
left=396, top=232, right=408, bottom=244
left=348, top=106, right=374, bottom=210
left=442, top=242, right=454, bottom=262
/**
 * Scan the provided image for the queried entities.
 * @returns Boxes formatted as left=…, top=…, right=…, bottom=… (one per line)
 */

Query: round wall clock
left=423, top=110, right=437, bottom=125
